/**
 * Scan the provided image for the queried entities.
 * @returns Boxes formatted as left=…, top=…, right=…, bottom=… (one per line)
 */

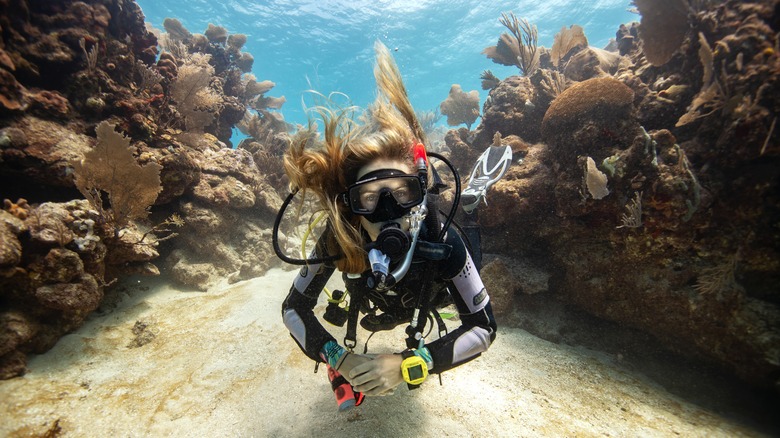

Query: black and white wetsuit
left=282, top=225, right=496, bottom=373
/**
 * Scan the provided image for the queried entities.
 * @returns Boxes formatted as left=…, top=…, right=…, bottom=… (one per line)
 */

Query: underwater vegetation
left=0, top=0, right=777, bottom=399
left=440, top=84, right=480, bottom=130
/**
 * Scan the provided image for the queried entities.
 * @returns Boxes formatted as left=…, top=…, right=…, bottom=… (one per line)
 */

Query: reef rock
left=0, top=117, right=92, bottom=188
left=0, top=200, right=108, bottom=379
left=169, top=250, right=218, bottom=292
left=103, top=225, right=160, bottom=278
left=473, top=75, right=542, bottom=147
left=0, top=312, right=39, bottom=379
left=476, top=143, right=555, bottom=230
left=191, top=175, right=256, bottom=209
left=0, top=211, right=24, bottom=266
left=443, top=128, right=477, bottom=178
left=163, top=134, right=282, bottom=291
left=36, top=248, right=85, bottom=284
left=26, top=202, right=77, bottom=246
left=0, top=0, right=288, bottom=381
left=195, top=146, right=260, bottom=186
left=481, top=255, right=550, bottom=319
left=32, top=274, right=102, bottom=315
left=470, top=0, right=780, bottom=393
left=239, top=132, right=291, bottom=194
left=167, top=198, right=279, bottom=291
left=137, top=140, right=201, bottom=206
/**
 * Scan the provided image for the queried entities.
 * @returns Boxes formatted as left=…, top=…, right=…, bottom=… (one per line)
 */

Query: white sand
left=0, top=268, right=767, bottom=437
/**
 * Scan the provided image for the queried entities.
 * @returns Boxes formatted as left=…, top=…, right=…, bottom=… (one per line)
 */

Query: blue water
left=135, top=0, right=636, bottom=128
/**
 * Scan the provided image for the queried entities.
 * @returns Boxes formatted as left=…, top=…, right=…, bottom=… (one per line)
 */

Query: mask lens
left=347, top=175, right=423, bottom=215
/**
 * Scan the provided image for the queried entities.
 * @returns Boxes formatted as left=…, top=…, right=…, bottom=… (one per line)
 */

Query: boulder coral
left=541, top=77, right=637, bottom=162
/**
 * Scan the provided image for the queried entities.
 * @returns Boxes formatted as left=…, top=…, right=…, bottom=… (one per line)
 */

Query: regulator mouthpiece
left=374, top=222, right=411, bottom=261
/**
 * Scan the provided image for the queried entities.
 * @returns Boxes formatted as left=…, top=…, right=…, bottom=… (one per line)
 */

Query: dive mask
left=342, top=169, right=425, bottom=223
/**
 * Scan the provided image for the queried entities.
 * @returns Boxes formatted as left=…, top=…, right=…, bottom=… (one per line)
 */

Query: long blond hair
left=284, top=42, right=427, bottom=273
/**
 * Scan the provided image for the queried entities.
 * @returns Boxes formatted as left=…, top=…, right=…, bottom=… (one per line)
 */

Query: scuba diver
left=277, top=42, right=510, bottom=408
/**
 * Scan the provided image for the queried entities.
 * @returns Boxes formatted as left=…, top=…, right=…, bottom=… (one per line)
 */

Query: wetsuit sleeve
left=424, top=230, right=497, bottom=373
left=281, top=234, right=338, bottom=363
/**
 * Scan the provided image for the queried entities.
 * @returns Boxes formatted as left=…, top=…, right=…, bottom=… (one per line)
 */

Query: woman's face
left=356, top=158, right=414, bottom=241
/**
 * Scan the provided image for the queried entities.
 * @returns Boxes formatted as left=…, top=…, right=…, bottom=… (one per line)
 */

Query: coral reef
left=144, top=16, right=286, bottom=145
left=0, top=0, right=776, bottom=400
left=448, top=1, right=780, bottom=392
left=0, top=0, right=289, bottom=377
left=165, top=136, right=284, bottom=291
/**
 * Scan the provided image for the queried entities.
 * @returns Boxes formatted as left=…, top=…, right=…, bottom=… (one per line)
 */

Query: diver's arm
left=424, top=233, right=497, bottom=373
left=281, top=261, right=338, bottom=363
left=424, top=302, right=496, bottom=373
left=282, top=261, right=374, bottom=378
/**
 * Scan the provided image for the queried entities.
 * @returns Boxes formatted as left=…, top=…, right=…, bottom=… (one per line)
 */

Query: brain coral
left=541, top=77, right=636, bottom=161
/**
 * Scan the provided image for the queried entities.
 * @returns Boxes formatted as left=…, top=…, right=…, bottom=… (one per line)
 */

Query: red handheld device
left=326, top=365, right=364, bottom=411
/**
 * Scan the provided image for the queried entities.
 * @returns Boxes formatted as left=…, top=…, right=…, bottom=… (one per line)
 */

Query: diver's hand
left=348, top=354, right=404, bottom=396
left=335, top=353, right=373, bottom=383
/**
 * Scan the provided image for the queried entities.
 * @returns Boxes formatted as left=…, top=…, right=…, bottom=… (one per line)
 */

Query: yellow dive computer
left=401, top=350, right=428, bottom=386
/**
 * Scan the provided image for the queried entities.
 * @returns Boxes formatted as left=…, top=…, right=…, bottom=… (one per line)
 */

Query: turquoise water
left=135, top=0, right=636, bottom=128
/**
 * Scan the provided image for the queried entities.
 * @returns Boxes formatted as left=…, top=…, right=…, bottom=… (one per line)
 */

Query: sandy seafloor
left=0, top=268, right=776, bottom=437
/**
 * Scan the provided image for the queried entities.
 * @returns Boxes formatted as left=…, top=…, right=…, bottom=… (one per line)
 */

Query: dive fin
left=461, top=145, right=513, bottom=213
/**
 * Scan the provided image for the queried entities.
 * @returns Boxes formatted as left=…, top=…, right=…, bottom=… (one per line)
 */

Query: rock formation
left=0, top=0, right=289, bottom=378
left=453, top=0, right=780, bottom=392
